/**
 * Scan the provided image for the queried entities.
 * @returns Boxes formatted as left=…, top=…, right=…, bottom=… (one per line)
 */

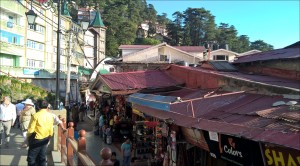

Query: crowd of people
left=0, top=96, right=66, bottom=166
left=1, top=95, right=139, bottom=166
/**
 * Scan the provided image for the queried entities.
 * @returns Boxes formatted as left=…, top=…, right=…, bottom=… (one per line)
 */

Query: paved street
left=0, top=110, right=122, bottom=166
left=0, top=127, right=28, bottom=166
left=80, top=113, right=122, bottom=165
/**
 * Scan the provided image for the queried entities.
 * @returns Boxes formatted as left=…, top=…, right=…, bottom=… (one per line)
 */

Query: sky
left=147, top=1, right=300, bottom=49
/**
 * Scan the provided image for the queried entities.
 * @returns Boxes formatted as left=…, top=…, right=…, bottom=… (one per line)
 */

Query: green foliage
left=0, top=85, right=11, bottom=99
left=72, top=0, right=273, bottom=55
left=0, top=76, right=51, bottom=102
left=134, top=38, right=161, bottom=45
left=250, top=40, right=274, bottom=51
left=0, top=75, right=11, bottom=85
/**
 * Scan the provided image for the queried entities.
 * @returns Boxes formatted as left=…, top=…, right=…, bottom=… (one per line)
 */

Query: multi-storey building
left=0, top=0, right=26, bottom=68
left=0, top=0, right=105, bottom=101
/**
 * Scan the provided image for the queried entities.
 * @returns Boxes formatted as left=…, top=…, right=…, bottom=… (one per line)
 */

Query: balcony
left=0, top=41, right=24, bottom=56
left=0, top=19, right=25, bottom=35
left=0, top=0, right=26, bottom=16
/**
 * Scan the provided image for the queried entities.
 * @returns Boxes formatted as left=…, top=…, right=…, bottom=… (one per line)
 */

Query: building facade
left=0, top=0, right=105, bottom=101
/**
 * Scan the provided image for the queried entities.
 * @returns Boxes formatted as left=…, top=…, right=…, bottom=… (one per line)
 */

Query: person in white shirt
left=0, top=96, right=17, bottom=147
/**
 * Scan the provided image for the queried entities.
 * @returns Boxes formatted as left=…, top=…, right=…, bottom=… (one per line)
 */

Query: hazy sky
left=147, top=1, right=300, bottom=49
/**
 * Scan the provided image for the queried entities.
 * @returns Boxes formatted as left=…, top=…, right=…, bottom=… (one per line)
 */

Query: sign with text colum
left=203, top=131, right=263, bottom=166
left=261, top=143, right=300, bottom=166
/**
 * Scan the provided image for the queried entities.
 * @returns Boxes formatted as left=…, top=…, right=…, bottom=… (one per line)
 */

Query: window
left=27, top=59, right=44, bottom=68
left=7, top=16, right=14, bottom=28
left=60, top=63, right=65, bottom=71
left=213, top=55, right=229, bottom=61
left=27, top=40, right=44, bottom=50
left=52, top=62, right=56, bottom=69
left=0, top=57, right=14, bottom=66
left=28, top=24, right=45, bottom=33
left=13, top=37, right=17, bottom=44
left=109, top=68, right=115, bottom=72
left=160, top=55, right=168, bottom=61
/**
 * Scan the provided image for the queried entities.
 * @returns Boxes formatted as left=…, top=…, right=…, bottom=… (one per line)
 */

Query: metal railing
left=56, top=117, right=114, bottom=166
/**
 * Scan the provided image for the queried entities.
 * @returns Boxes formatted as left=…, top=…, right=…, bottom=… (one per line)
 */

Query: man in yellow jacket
left=26, top=100, right=54, bottom=166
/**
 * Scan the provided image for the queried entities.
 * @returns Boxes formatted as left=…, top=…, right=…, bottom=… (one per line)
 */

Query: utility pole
left=65, top=31, right=73, bottom=107
left=55, top=0, right=61, bottom=109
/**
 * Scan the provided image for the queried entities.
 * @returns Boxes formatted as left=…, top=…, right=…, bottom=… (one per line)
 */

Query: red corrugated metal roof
left=132, top=92, right=300, bottom=150
left=233, top=48, right=300, bottom=63
left=100, top=70, right=183, bottom=91
left=176, top=65, right=300, bottom=90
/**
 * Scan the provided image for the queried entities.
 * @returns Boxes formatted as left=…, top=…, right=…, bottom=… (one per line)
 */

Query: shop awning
left=99, top=69, right=109, bottom=74
left=128, top=93, right=177, bottom=111
left=132, top=104, right=198, bottom=128
left=78, top=67, right=93, bottom=75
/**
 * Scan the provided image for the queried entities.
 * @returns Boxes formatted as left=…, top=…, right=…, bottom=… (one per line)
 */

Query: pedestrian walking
left=79, top=102, right=87, bottom=122
left=14, top=100, right=24, bottom=128
left=59, top=101, right=63, bottom=111
left=0, top=96, right=16, bottom=148
left=99, top=114, right=104, bottom=138
left=121, top=137, right=132, bottom=166
left=19, top=99, right=36, bottom=148
left=26, top=100, right=55, bottom=166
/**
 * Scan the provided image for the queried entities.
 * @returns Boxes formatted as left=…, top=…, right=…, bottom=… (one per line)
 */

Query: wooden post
left=78, top=130, right=86, bottom=166
left=61, top=118, right=67, bottom=164
left=67, top=122, right=74, bottom=166
left=99, top=147, right=113, bottom=166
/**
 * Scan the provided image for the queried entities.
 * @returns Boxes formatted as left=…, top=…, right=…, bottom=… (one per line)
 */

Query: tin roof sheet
left=100, top=70, right=182, bottom=91
left=131, top=92, right=300, bottom=150
left=208, top=61, right=238, bottom=71
left=183, top=66, right=300, bottom=90
left=233, top=48, right=300, bottom=63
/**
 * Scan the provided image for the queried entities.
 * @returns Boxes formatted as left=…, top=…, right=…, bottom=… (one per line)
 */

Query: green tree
left=134, top=38, right=161, bottom=45
left=250, top=40, right=274, bottom=51
left=183, top=8, right=217, bottom=46
left=235, top=35, right=251, bottom=53
left=216, top=23, right=238, bottom=51
left=157, top=13, right=170, bottom=29
left=167, top=11, right=184, bottom=46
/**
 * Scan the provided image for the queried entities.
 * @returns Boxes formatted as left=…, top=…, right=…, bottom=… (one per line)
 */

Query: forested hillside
left=69, top=0, right=274, bottom=57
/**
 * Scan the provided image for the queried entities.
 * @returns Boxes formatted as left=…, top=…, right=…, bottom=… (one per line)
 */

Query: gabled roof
left=284, top=41, right=300, bottom=49
left=119, top=44, right=206, bottom=53
left=173, top=46, right=206, bottom=52
left=123, top=43, right=200, bottom=61
left=61, top=0, right=71, bottom=18
left=210, top=49, right=240, bottom=55
left=239, top=49, right=261, bottom=56
left=90, top=10, right=105, bottom=27
left=233, top=48, right=300, bottom=63
left=91, top=70, right=183, bottom=94
left=119, top=45, right=152, bottom=50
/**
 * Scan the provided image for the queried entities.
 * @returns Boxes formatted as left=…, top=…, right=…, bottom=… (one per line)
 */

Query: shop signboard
left=181, top=127, right=209, bottom=151
left=203, top=131, right=263, bottom=166
left=101, top=85, right=111, bottom=94
left=23, top=68, right=39, bottom=75
left=260, top=143, right=300, bottom=166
